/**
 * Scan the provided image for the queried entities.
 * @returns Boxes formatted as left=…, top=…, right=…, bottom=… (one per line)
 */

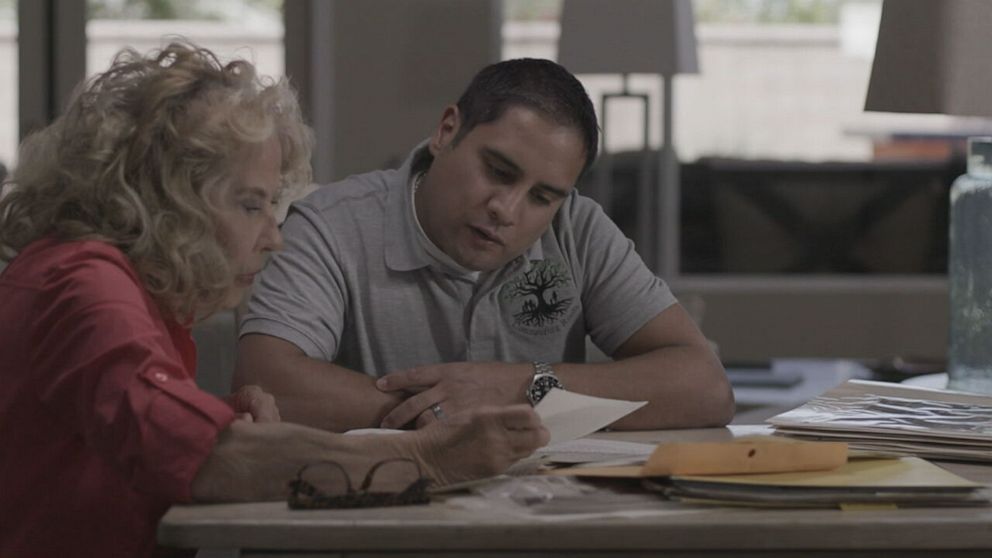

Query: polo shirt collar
left=384, top=143, right=433, bottom=272
left=523, top=233, right=544, bottom=262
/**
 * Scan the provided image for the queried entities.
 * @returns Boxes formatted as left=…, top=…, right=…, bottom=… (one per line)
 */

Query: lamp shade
left=865, top=0, right=992, bottom=117
left=557, top=0, right=699, bottom=76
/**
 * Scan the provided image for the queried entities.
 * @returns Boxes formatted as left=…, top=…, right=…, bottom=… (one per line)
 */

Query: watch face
left=528, top=374, right=563, bottom=405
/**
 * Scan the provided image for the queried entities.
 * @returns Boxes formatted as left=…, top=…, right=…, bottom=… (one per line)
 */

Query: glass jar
left=948, top=137, right=992, bottom=393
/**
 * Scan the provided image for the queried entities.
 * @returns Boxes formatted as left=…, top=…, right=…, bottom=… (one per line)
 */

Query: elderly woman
left=0, top=43, right=548, bottom=558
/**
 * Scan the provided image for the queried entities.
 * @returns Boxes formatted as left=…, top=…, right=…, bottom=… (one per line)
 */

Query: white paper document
left=343, top=389, right=647, bottom=456
left=533, top=438, right=657, bottom=465
left=534, top=388, right=647, bottom=447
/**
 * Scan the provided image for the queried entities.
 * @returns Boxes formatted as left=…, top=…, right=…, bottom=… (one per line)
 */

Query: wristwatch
left=526, top=361, right=564, bottom=406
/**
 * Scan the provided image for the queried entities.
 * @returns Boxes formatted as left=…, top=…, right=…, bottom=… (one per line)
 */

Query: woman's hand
left=407, top=405, right=549, bottom=486
left=225, top=384, right=281, bottom=423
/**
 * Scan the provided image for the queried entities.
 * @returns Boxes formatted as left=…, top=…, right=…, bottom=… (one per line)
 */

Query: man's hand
left=225, top=385, right=281, bottom=423
left=236, top=334, right=405, bottom=431
left=409, top=405, right=550, bottom=486
left=376, top=362, right=534, bottom=429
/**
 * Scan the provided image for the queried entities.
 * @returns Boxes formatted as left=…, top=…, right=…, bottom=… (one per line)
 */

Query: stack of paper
left=767, top=380, right=992, bottom=463
left=656, top=456, right=989, bottom=508
left=547, top=434, right=988, bottom=509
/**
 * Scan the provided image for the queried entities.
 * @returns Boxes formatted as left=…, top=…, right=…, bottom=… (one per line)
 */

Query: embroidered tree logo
left=503, top=261, right=574, bottom=327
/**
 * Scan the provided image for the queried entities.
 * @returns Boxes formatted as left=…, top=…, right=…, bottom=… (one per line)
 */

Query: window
left=502, top=0, right=986, bottom=276
left=86, top=0, right=284, bottom=80
left=0, top=0, right=15, bottom=175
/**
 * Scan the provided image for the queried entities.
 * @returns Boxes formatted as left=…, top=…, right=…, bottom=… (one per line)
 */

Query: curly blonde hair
left=0, top=41, right=312, bottom=320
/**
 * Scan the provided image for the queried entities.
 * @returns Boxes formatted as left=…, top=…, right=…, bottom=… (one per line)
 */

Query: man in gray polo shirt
left=236, top=59, right=733, bottom=432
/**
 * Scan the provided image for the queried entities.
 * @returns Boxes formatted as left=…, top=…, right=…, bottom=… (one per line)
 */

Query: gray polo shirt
left=241, top=146, right=676, bottom=376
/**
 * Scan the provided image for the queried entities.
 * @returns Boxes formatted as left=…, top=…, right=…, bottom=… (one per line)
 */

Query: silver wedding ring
left=429, top=403, right=447, bottom=420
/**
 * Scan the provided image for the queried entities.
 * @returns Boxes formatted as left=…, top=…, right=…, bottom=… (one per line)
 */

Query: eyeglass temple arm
left=359, top=457, right=422, bottom=491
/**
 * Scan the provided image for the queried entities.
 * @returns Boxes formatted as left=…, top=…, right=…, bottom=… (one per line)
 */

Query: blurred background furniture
left=558, top=0, right=698, bottom=274
left=581, top=150, right=961, bottom=275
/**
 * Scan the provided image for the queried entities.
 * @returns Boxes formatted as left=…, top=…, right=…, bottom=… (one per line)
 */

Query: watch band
left=526, top=361, right=564, bottom=406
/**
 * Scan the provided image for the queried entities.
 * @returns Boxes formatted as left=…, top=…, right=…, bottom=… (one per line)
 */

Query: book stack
left=768, top=379, right=992, bottom=463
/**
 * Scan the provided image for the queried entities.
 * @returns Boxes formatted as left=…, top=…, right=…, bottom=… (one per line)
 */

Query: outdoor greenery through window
left=506, top=0, right=847, bottom=24
left=86, top=0, right=284, bottom=83
left=0, top=0, right=15, bottom=173
left=694, top=0, right=843, bottom=23
left=89, top=0, right=280, bottom=20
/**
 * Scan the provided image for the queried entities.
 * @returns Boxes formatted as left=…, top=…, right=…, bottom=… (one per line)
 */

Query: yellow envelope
left=551, top=436, right=847, bottom=478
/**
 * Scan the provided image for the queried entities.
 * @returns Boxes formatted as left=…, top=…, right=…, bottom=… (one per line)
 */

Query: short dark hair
left=453, top=58, right=599, bottom=176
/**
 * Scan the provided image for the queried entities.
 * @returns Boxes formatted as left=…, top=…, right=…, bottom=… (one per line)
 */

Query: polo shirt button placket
left=466, top=305, right=477, bottom=360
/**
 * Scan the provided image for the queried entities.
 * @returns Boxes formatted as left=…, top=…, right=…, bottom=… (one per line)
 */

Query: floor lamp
left=558, top=0, right=699, bottom=276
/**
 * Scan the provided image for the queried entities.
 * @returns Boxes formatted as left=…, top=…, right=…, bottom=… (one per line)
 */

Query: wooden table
left=158, top=426, right=992, bottom=557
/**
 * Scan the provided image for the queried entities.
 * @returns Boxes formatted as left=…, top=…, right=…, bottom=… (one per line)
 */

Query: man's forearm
left=235, top=334, right=403, bottom=432
left=258, top=359, right=404, bottom=431
left=554, top=343, right=734, bottom=430
left=547, top=304, right=734, bottom=430
left=372, top=342, right=734, bottom=430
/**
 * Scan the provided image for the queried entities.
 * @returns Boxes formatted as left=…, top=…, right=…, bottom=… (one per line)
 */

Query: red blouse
left=0, top=239, right=236, bottom=558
